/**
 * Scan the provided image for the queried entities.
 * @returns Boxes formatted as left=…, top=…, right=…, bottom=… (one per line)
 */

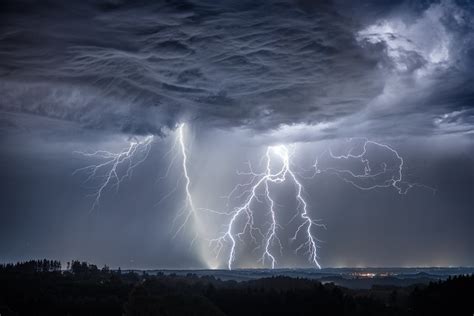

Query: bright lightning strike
left=73, top=128, right=432, bottom=270
left=156, top=123, right=199, bottom=240
left=173, top=123, right=198, bottom=237
left=313, top=138, right=435, bottom=195
left=73, top=135, right=154, bottom=211
left=210, top=145, right=324, bottom=270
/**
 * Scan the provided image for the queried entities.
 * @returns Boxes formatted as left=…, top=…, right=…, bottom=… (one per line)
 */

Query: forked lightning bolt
left=313, top=138, right=435, bottom=195
left=74, top=127, right=432, bottom=270
left=73, top=135, right=154, bottom=211
left=210, top=145, right=324, bottom=270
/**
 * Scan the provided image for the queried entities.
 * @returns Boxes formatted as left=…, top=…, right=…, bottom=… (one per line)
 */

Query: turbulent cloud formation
left=1, top=0, right=472, bottom=137
left=0, top=0, right=473, bottom=269
left=354, top=0, right=474, bottom=137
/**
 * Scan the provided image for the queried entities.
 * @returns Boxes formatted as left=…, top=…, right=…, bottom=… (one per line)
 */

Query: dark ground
left=0, top=260, right=473, bottom=315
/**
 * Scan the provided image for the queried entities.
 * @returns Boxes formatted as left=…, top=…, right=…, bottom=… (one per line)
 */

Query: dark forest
left=0, top=260, right=472, bottom=316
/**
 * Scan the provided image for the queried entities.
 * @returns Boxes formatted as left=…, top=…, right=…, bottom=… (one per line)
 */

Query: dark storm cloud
left=6, top=0, right=470, bottom=136
left=0, top=0, right=473, bottom=269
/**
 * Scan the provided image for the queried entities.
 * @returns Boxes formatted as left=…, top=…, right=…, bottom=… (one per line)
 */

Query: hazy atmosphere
left=0, top=0, right=473, bottom=270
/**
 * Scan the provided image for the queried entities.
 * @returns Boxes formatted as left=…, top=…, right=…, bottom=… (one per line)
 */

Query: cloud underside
left=0, top=0, right=473, bottom=138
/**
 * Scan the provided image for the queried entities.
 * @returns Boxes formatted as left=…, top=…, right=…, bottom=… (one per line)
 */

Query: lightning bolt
left=73, top=135, right=154, bottom=211
left=210, top=145, right=324, bottom=270
left=173, top=123, right=198, bottom=237
left=154, top=123, right=200, bottom=242
left=313, top=138, right=436, bottom=195
left=73, top=128, right=432, bottom=270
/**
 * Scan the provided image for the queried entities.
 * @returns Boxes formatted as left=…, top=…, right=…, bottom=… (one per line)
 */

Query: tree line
left=0, top=259, right=472, bottom=315
left=0, top=259, right=62, bottom=273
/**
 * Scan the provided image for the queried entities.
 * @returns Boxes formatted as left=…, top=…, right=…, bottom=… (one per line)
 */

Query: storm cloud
left=0, top=0, right=473, bottom=269
left=1, top=0, right=472, bottom=137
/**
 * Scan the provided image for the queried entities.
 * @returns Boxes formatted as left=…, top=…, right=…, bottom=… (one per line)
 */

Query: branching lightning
left=73, top=135, right=154, bottom=211
left=210, top=145, right=324, bottom=270
left=74, top=128, right=432, bottom=270
left=312, top=138, right=436, bottom=195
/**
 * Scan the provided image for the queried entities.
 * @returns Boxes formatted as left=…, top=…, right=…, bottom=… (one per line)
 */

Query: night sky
left=0, top=0, right=473, bottom=269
